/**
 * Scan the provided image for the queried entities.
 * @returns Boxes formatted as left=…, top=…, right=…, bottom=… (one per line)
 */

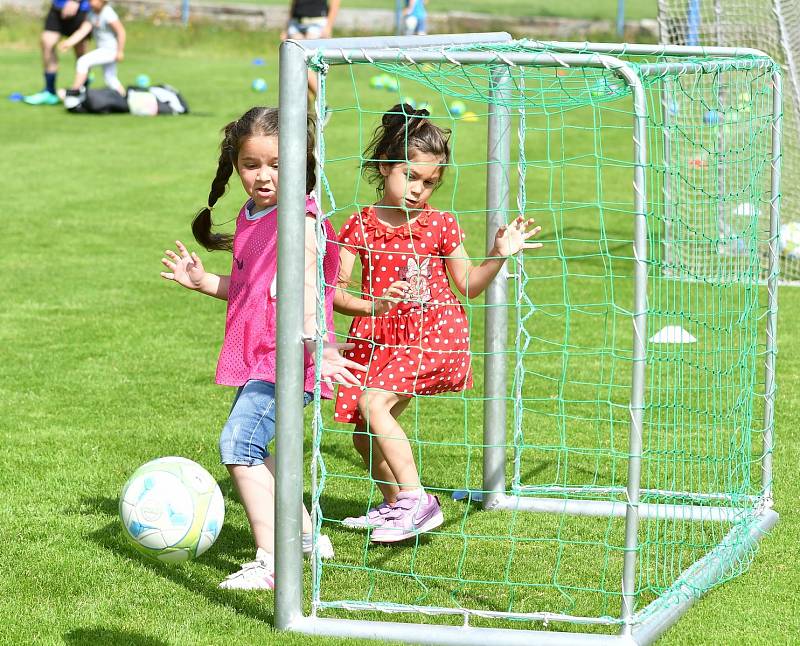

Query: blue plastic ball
left=449, top=100, right=466, bottom=117
left=252, top=57, right=265, bottom=66
left=135, top=74, right=151, bottom=88
left=252, top=78, right=268, bottom=92
left=703, top=110, right=721, bottom=125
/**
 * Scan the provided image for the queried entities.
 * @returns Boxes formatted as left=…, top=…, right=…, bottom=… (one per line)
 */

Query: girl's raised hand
left=493, top=216, right=543, bottom=257
left=320, top=342, right=367, bottom=386
left=372, top=280, right=410, bottom=316
left=160, top=240, right=207, bottom=290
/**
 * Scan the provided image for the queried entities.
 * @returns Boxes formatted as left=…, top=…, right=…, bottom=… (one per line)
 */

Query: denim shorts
left=219, top=380, right=313, bottom=466
left=286, top=16, right=328, bottom=39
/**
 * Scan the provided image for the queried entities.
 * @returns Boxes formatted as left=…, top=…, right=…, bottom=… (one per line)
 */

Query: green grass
left=1, top=12, right=798, bottom=646
left=202, top=0, right=657, bottom=22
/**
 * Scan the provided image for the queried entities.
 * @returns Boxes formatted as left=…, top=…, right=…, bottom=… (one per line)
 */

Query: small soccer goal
left=272, top=34, right=780, bottom=645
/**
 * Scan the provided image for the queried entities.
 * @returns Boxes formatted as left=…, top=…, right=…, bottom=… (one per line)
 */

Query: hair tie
left=207, top=204, right=215, bottom=211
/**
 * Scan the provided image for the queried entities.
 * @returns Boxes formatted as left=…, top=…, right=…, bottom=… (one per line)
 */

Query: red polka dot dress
left=334, top=204, right=473, bottom=424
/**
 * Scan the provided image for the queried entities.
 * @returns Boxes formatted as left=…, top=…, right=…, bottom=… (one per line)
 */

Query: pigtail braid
left=192, top=124, right=237, bottom=252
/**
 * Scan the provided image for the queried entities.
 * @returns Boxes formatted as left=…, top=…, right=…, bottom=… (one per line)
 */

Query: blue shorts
left=219, top=380, right=313, bottom=466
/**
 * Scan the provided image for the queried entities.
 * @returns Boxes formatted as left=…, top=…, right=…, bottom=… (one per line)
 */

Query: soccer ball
left=781, top=221, right=800, bottom=259
left=251, top=78, right=268, bottom=92
left=119, top=457, right=224, bottom=563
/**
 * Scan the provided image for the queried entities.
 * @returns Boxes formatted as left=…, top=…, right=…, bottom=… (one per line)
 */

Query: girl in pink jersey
left=160, top=106, right=363, bottom=589
left=334, top=104, right=541, bottom=543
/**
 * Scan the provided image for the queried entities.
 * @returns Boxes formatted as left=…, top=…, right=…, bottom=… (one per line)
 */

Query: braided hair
left=192, top=106, right=317, bottom=251
left=362, top=103, right=451, bottom=195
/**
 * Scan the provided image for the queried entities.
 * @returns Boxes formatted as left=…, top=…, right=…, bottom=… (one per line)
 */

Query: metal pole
left=181, top=0, right=189, bottom=26
left=619, top=65, right=649, bottom=635
left=616, top=0, right=625, bottom=38
left=275, top=39, right=310, bottom=632
left=395, top=0, right=404, bottom=35
left=763, top=69, right=782, bottom=501
left=483, top=65, right=511, bottom=510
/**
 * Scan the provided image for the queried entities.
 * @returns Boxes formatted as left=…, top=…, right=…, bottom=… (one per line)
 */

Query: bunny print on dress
left=400, top=256, right=432, bottom=306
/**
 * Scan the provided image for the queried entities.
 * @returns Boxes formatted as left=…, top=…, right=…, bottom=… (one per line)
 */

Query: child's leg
left=72, top=48, right=116, bottom=90
left=226, top=463, right=276, bottom=552
left=357, top=390, right=420, bottom=491
left=102, top=60, right=125, bottom=95
left=352, top=397, right=411, bottom=503
left=263, top=455, right=313, bottom=534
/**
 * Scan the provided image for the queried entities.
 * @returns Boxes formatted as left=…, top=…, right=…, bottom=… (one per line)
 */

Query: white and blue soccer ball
left=119, top=457, right=224, bottom=563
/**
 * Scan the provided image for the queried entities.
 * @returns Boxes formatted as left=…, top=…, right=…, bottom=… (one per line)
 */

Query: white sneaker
left=303, top=533, right=334, bottom=559
left=218, top=547, right=275, bottom=590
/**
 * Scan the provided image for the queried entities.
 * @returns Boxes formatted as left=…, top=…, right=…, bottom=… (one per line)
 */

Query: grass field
left=202, top=0, right=658, bottom=22
left=1, top=11, right=798, bottom=646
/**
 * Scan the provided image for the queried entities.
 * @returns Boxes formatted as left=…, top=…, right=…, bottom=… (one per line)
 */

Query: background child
left=334, top=104, right=541, bottom=543
left=403, top=0, right=428, bottom=36
left=160, top=106, right=364, bottom=589
left=58, top=0, right=125, bottom=103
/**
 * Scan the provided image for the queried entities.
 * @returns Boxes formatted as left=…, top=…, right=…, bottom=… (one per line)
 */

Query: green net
left=305, top=40, right=778, bottom=634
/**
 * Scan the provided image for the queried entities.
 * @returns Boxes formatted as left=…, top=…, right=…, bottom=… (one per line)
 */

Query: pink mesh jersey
left=215, top=196, right=339, bottom=398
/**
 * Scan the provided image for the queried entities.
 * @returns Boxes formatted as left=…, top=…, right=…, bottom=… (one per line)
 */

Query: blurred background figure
left=281, top=0, right=341, bottom=97
left=58, top=0, right=126, bottom=105
left=402, top=0, right=427, bottom=36
left=25, top=0, right=90, bottom=105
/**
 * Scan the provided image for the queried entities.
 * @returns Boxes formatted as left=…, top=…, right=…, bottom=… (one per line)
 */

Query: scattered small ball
left=461, top=111, right=479, bottom=123
left=135, top=74, right=151, bottom=88
left=688, top=156, right=708, bottom=169
left=252, top=78, right=268, bottom=92
left=252, top=57, right=265, bottom=66
left=120, top=457, right=225, bottom=563
left=667, top=100, right=680, bottom=116
left=416, top=101, right=430, bottom=112
left=449, top=100, right=466, bottom=117
left=781, top=221, right=800, bottom=259
left=703, top=110, right=721, bottom=125
left=402, top=96, right=416, bottom=109
left=8, top=92, right=23, bottom=102
left=384, top=76, right=400, bottom=92
left=369, top=75, right=386, bottom=89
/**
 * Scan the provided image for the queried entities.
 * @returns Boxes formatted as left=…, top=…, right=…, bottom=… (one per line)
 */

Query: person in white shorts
left=281, top=0, right=340, bottom=97
left=58, top=0, right=126, bottom=100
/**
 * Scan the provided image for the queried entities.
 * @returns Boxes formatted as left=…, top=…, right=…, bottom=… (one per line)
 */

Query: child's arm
left=333, top=246, right=408, bottom=317
left=304, top=218, right=366, bottom=385
left=446, top=216, right=541, bottom=299
left=58, top=20, right=92, bottom=52
left=111, top=18, right=126, bottom=61
left=160, top=240, right=230, bottom=300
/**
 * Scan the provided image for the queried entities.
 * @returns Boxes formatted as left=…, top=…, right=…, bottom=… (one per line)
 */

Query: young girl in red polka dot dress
left=334, top=104, right=542, bottom=543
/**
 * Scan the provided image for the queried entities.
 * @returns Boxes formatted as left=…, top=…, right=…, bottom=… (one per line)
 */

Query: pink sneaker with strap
left=342, top=501, right=393, bottom=529
left=370, top=490, right=443, bottom=543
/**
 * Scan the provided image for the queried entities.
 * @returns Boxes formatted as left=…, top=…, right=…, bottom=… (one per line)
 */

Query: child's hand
left=160, top=240, right=207, bottom=290
left=319, top=342, right=367, bottom=386
left=372, top=280, right=409, bottom=316
left=116, top=51, right=125, bottom=62
left=58, top=41, right=70, bottom=53
left=492, top=216, right=543, bottom=257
